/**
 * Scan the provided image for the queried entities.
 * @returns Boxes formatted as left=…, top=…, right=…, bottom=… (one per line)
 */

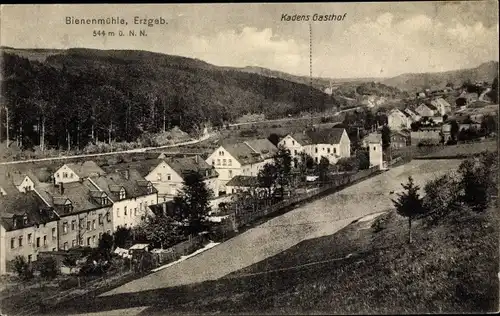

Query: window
left=229, top=170, right=233, bottom=178
left=99, top=232, right=103, bottom=239
left=63, top=222, right=68, bottom=234
left=134, top=208, right=138, bottom=216
left=373, top=146, right=376, bottom=151
left=11, top=238, right=15, bottom=249
left=315, top=157, right=318, bottom=163
left=87, top=237, right=91, bottom=246
left=64, top=242, right=68, bottom=250
left=79, top=238, right=84, bottom=246
left=72, top=240, right=76, bottom=247
left=217, top=159, right=221, bottom=165
left=36, top=237, right=41, bottom=248
left=292, top=140, right=295, bottom=145
left=52, top=227, right=56, bottom=239
left=71, top=220, right=76, bottom=230
left=23, top=215, right=28, bottom=225
left=52, top=248, right=56, bottom=251
left=119, top=188, right=126, bottom=200
left=333, top=148, right=337, bottom=154
left=28, top=255, right=32, bottom=263
left=212, top=160, right=215, bottom=166
left=43, top=235, right=47, bottom=246
left=228, top=159, right=232, bottom=166
left=27, top=233, right=32, bottom=244
left=157, top=173, right=162, bottom=181
left=219, top=150, right=224, bottom=156
left=92, top=220, right=96, bottom=230
left=124, top=207, right=127, bottom=216
left=327, top=148, right=331, bottom=154
left=315, top=147, right=318, bottom=153
left=140, top=202, right=143, bottom=211
left=222, top=159, right=227, bottom=166
left=106, top=212, right=111, bottom=222
left=92, top=235, right=96, bottom=245
left=101, top=197, right=107, bottom=205
left=116, top=209, right=120, bottom=217
left=18, top=236, right=23, bottom=247
left=98, top=214, right=103, bottom=225
left=69, top=173, right=73, bottom=178
left=294, top=150, right=297, bottom=155
left=56, top=173, right=59, bottom=178
left=147, top=183, right=153, bottom=194
left=63, top=172, right=68, bottom=178
left=87, top=221, right=91, bottom=230
left=167, top=174, right=171, bottom=181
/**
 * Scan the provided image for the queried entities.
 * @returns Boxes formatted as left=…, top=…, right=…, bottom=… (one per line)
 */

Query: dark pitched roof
left=37, top=180, right=111, bottom=216
left=102, top=159, right=162, bottom=178
left=166, top=156, right=218, bottom=180
left=0, top=191, right=58, bottom=231
left=226, top=175, right=260, bottom=188
left=65, top=161, right=105, bottom=178
left=290, top=128, right=346, bottom=145
left=90, top=169, right=157, bottom=201
left=223, top=139, right=278, bottom=165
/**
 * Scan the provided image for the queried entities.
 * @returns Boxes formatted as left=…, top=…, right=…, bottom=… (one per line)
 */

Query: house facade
left=0, top=189, right=59, bottom=275
left=415, top=103, right=437, bottom=118
left=54, top=161, right=105, bottom=184
left=390, top=132, right=409, bottom=149
left=388, top=109, right=412, bottom=130
left=89, top=169, right=158, bottom=230
left=206, top=139, right=278, bottom=194
left=430, top=98, right=452, bottom=116
left=279, top=128, right=350, bottom=165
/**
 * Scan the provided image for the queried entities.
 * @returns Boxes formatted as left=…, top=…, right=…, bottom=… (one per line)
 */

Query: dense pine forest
left=0, top=48, right=338, bottom=151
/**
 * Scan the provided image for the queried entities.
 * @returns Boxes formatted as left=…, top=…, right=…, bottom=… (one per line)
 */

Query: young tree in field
left=458, top=158, right=490, bottom=212
left=257, top=162, right=278, bottom=199
left=173, top=170, right=213, bottom=236
left=422, top=173, right=461, bottom=225
left=392, top=176, right=426, bottom=244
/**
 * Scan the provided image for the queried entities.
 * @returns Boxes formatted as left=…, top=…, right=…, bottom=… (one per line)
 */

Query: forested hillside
left=0, top=48, right=337, bottom=151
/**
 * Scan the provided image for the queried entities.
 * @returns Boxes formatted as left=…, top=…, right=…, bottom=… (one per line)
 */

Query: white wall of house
left=17, top=176, right=35, bottom=193
left=278, top=135, right=304, bottom=158
left=369, top=142, right=383, bottom=169
left=1, top=220, right=59, bottom=274
left=206, top=146, right=242, bottom=193
left=112, top=193, right=157, bottom=230
left=415, top=105, right=435, bottom=117
left=146, top=160, right=219, bottom=202
left=388, top=111, right=411, bottom=130
left=54, top=165, right=80, bottom=184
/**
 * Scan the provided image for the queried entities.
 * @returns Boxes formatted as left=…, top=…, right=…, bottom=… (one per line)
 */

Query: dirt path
left=102, top=159, right=461, bottom=298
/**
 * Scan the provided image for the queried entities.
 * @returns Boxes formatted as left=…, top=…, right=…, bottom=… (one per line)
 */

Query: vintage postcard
left=0, top=2, right=498, bottom=315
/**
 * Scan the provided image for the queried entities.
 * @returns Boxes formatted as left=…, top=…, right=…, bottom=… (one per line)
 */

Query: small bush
left=38, top=256, right=59, bottom=280
left=12, top=256, right=33, bottom=281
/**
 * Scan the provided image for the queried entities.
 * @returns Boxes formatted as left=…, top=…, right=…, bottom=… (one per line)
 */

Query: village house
left=430, top=98, right=452, bottom=116
left=415, top=103, right=438, bottom=118
left=53, top=161, right=106, bottom=184
left=279, top=127, right=350, bottom=165
left=387, top=108, right=413, bottom=130
left=146, top=155, right=217, bottom=202
left=89, top=168, right=158, bottom=230
left=404, top=108, right=421, bottom=122
left=206, top=139, right=278, bottom=194
left=390, top=131, right=410, bottom=148
left=0, top=175, right=59, bottom=275
left=37, top=179, right=114, bottom=251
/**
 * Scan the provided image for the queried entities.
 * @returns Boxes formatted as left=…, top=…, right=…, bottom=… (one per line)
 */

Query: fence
left=228, top=167, right=381, bottom=230
left=151, top=234, right=209, bottom=267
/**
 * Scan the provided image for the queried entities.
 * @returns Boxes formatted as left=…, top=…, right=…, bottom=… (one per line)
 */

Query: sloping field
left=47, top=159, right=464, bottom=315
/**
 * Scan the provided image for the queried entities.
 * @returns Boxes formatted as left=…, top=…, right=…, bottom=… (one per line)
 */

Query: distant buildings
left=387, top=109, right=412, bottom=130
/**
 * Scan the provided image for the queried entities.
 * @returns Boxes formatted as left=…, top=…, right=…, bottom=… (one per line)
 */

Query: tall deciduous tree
left=273, top=146, right=292, bottom=191
left=392, top=176, right=426, bottom=244
left=173, top=171, right=213, bottom=236
left=257, top=162, right=278, bottom=199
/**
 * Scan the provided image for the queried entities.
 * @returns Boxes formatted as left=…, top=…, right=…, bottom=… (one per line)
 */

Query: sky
left=1, top=2, right=498, bottom=79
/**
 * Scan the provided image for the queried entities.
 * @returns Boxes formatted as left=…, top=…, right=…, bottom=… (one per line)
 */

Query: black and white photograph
left=0, top=2, right=498, bottom=315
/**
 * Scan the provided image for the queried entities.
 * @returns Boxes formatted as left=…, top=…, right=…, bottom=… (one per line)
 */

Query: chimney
left=59, top=182, right=64, bottom=195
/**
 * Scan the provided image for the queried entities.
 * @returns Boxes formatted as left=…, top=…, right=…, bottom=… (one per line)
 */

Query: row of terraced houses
left=0, top=127, right=353, bottom=274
